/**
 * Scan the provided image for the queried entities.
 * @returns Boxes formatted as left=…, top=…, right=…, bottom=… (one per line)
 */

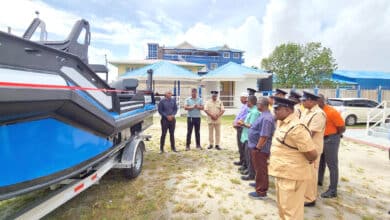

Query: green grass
left=230, top=178, right=241, bottom=185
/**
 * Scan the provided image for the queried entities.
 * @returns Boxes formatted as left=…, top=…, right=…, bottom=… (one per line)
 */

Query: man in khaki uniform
left=288, top=90, right=303, bottom=119
left=300, top=91, right=326, bottom=207
left=204, top=91, right=225, bottom=150
left=269, top=96, right=318, bottom=220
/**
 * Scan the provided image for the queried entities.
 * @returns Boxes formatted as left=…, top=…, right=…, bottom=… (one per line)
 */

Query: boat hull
left=0, top=27, right=157, bottom=200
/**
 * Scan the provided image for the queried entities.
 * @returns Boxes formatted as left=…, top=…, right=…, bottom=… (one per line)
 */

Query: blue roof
left=334, top=70, right=390, bottom=80
left=202, top=62, right=269, bottom=80
left=331, top=78, right=358, bottom=85
left=120, top=61, right=199, bottom=81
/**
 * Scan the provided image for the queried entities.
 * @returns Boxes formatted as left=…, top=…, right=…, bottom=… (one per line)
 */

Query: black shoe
left=304, top=201, right=316, bottom=207
left=238, top=166, right=247, bottom=171
left=196, top=145, right=203, bottom=150
left=185, top=146, right=190, bottom=151
left=240, top=169, right=249, bottom=175
left=160, top=150, right=165, bottom=154
left=248, top=192, right=267, bottom=200
left=172, top=149, right=178, bottom=153
left=249, top=182, right=256, bottom=188
left=215, top=145, right=221, bottom=150
left=233, top=161, right=243, bottom=166
left=321, top=190, right=337, bottom=198
left=241, top=175, right=255, bottom=181
left=208, top=145, right=213, bottom=149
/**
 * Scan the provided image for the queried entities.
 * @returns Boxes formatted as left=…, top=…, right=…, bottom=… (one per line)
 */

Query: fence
left=277, top=86, right=390, bottom=103
left=138, top=80, right=390, bottom=108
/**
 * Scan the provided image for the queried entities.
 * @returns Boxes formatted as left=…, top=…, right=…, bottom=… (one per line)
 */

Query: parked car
left=327, top=98, right=390, bottom=126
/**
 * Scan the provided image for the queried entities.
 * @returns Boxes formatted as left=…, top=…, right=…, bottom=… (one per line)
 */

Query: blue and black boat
left=0, top=17, right=156, bottom=200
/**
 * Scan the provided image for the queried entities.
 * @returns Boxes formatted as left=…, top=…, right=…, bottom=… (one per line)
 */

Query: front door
left=220, top=81, right=234, bottom=107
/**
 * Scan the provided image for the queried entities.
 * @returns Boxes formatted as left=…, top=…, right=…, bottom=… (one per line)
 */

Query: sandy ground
left=1, top=116, right=389, bottom=219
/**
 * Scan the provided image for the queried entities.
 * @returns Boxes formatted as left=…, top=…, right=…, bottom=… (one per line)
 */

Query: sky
left=1, top=0, right=390, bottom=82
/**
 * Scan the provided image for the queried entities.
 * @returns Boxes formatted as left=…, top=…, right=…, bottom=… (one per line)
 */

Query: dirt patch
left=2, top=116, right=389, bottom=219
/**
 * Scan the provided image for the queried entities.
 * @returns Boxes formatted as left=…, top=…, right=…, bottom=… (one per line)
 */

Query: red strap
left=0, top=81, right=129, bottom=93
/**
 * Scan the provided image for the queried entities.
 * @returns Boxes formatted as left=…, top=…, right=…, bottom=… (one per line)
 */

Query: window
left=367, top=100, right=379, bottom=107
left=351, top=100, right=370, bottom=107
left=233, top=52, right=240, bottom=59
left=223, top=52, right=230, bottom=58
left=327, top=99, right=344, bottom=106
left=210, top=63, right=218, bottom=70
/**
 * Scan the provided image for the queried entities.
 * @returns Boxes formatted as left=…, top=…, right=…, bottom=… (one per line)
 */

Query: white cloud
left=2, top=0, right=390, bottom=81
left=0, top=0, right=78, bottom=39
left=174, top=16, right=263, bottom=67
left=260, top=0, right=390, bottom=71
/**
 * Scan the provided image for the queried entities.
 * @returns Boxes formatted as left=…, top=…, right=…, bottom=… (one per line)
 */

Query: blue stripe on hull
left=0, top=118, right=113, bottom=187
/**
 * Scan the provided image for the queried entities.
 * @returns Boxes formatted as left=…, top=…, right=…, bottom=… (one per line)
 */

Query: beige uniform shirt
left=300, top=104, right=326, bottom=154
left=204, top=99, right=225, bottom=124
left=294, top=104, right=303, bottom=119
left=269, top=114, right=316, bottom=180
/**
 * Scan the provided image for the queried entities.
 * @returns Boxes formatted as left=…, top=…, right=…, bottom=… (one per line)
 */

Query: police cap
left=210, top=90, right=219, bottom=96
left=275, top=88, right=288, bottom=96
left=289, top=90, right=302, bottom=100
left=300, top=91, right=320, bottom=101
left=247, top=88, right=257, bottom=96
left=272, top=96, right=297, bottom=109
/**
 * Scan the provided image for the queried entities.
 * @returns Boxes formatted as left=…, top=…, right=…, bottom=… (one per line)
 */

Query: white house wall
left=234, top=79, right=258, bottom=107
left=202, top=79, right=257, bottom=108
left=202, top=81, right=219, bottom=99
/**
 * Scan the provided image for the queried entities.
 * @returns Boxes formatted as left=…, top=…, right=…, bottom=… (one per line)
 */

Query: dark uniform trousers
left=236, top=127, right=246, bottom=165
left=318, top=134, right=341, bottom=192
left=251, top=150, right=269, bottom=196
left=160, top=117, right=176, bottom=151
left=186, top=117, right=201, bottom=147
left=244, top=141, right=255, bottom=177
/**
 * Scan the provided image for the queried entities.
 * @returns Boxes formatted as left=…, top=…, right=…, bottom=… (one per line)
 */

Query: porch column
left=178, top=80, right=181, bottom=96
left=173, top=80, right=177, bottom=96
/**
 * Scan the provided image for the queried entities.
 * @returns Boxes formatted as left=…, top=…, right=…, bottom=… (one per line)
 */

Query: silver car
left=327, top=98, right=390, bottom=126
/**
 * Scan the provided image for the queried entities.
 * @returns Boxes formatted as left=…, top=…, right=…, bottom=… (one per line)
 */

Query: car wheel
left=345, top=115, right=357, bottom=126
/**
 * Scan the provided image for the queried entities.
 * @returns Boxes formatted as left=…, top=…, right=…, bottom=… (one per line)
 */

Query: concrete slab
left=343, top=128, right=390, bottom=150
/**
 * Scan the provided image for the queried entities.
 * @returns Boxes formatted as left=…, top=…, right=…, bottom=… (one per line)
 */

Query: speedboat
left=0, top=17, right=156, bottom=200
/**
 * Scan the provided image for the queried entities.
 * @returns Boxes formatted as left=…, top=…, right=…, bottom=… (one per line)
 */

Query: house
left=147, top=42, right=244, bottom=71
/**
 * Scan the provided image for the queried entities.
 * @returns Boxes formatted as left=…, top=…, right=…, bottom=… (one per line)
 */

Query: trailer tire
left=124, top=142, right=144, bottom=179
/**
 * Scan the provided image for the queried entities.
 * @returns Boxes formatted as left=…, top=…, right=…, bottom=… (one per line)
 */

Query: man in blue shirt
left=158, top=90, right=178, bottom=153
left=247, top=97, right=275, bottom=199
left=233, top=92, right=249, bottom=166
left=237, top=95, right=260, bottom=180
left=184, top=88, right=204, bottom=150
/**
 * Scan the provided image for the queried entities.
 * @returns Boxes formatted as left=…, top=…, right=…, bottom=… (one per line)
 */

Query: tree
left=261, top=42, right=337, bottom=88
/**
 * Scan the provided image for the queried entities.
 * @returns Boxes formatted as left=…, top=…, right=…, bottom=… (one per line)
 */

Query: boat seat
left=110, top=78, right=139, bottom=103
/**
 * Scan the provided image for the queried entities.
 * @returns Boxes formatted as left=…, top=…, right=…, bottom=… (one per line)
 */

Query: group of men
left=233, top=88, right=345, bottom=219
left=157, top=88, right=225, bottom=153
left=157, top=86, right=346, bottom=219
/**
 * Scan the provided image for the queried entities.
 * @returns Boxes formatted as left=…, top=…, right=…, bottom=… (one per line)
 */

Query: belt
left=324, top=133, right=338, bottom=138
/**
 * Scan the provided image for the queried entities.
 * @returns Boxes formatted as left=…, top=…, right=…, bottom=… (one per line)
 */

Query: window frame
left=223, top=52, right=230, bottom=58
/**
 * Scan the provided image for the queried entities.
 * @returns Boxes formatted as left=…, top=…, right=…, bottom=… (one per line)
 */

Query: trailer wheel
left=124, top=142, right=144, bottom=179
